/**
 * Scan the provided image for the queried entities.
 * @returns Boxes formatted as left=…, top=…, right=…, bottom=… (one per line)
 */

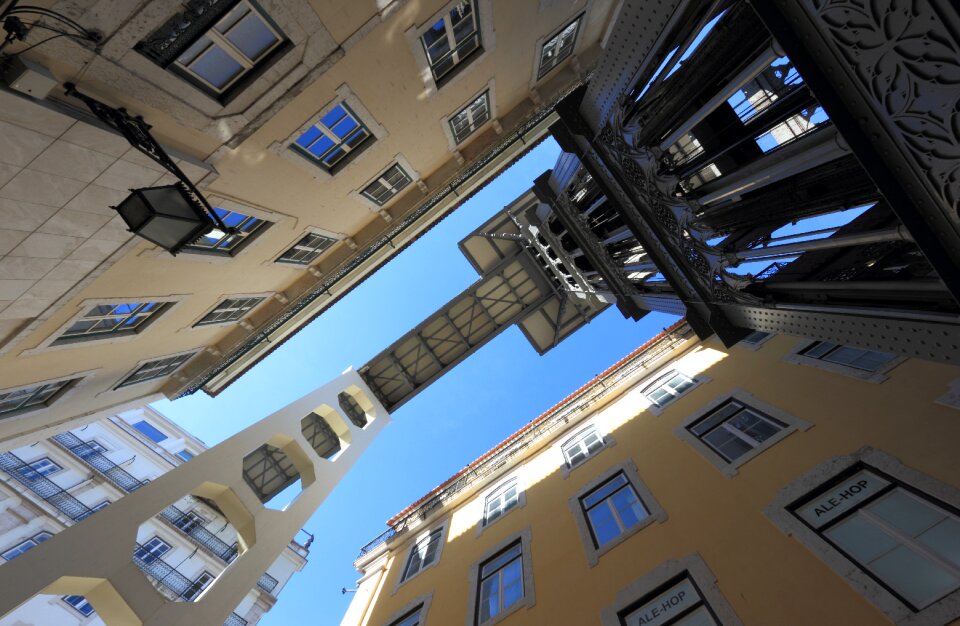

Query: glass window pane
left=226, top=13, right=278, bottom=60
left=611, top=487, right=648, bottom=529
left=190, top=46, right=244, bottom=89
left=479, top=575, right=498, bottom=622
left=587, top=503, right=622, bottom=545
left=869, top=490, right=945, bottom=537
left=870, top=544, right=959, bottom=607
left=501, top=559, right=523, bottom=609
left=583, top=474, right=628, bottom=508
left=481, top=544, right=521, bottom=577
left=675, top=605, right=719, bottom=626
left=918, top=518, right=960, bottom=569
left=689, top=402, right=741, bottom=436
left=826, top=516, right=899, bottom=563
left=703, top=428, right=753, bottom=461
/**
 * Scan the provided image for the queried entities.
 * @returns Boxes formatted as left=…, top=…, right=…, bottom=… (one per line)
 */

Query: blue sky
left=153, top=138, right=679, bottom=625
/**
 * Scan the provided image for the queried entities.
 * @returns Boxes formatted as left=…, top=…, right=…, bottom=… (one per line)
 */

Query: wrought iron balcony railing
left=51, top=432, right=146, bottom=492
left=257, top=572, right=278, bottom=594
left=0, top=452, right=95, bottom=522
left=133, top=543, right=203, bottom=601
left=157, top=504, right=238, bottom=563
left=52, top=432, right=237, bottom=563
left=224, top=612, right=248, bottom=626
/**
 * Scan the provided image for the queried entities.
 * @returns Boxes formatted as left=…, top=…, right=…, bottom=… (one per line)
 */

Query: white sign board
left=795, top=469, right=890, bottom=529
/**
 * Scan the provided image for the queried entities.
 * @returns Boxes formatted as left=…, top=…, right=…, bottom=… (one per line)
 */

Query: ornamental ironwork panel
left=134, top=0, right=238, bottom=66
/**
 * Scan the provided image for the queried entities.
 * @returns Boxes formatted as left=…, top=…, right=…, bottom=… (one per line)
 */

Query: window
left=118, top=353, right=195, bottom=388
left=484, top=479, right=519, bottom=526
left=136, top=0, right=288, bottom=101
left=420, top=0, right=482, bottom=85
left=174, top=511, right=207, bottom=534
left=20, top=458, right=62, bottom=480
left=389, top=605, right=424, bottom=626
left=183, top=571, right=215, bottom=601
left=740, top=330, right=771, bottom=345
left=800, top=341, right=897, bottom=372
left=643, top=371, right=696, bottom=408
left=183, top=208, right=270, bottom=255
left=687, top=399, right=785, bottom=463
left=177, top=450, right=194, bottom=462
left=619, top=574, right=721, bottom=626
left=537, top=16, right=581, bottom=80
left=561, top=426, right=605, bottom=468
left=53, top=302, right=170, bottom=345
left=361, top=164, right=413, bottom=206
left=449, top=91, right=490, bottom=144
left=792, top=467, right=960, bottom=611
left=134, top=537, right=171, bottom=565
left=132, top=420, right=168, bottom=443
left=276, top=233, right=336, bottom=265
left=196, top=297, right=264, bottom=326
left=401, top=528, right=444, bottom=582
left=581, top=473, right=650, bottom=548
left=293, top=104, right=373, bottom=172
left=0, top=378, right=79, bottom=418
left=1, top=532, right=52, bottom=560
left=62, top=595, right=95, bottom=617
left=476, top=541, right=524, bottom=624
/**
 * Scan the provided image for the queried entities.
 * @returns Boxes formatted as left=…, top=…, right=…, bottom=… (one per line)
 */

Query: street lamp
left=64, top=83, right=232, bottom=255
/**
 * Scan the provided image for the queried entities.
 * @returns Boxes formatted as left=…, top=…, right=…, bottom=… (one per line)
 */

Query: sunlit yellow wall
left=352, top=333, right=960, bottom=626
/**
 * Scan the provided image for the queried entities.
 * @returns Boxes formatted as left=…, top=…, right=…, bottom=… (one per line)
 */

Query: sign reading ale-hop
left=624, top=577, right=705, bottom=626
left=795, top=470, right=890, bottom=529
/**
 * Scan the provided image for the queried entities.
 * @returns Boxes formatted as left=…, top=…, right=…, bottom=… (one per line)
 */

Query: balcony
left=257, top=572, right=278, bottom=594
left=0, top=452, right=95, bottom=522
left=52, top=432, right=238, bottom=563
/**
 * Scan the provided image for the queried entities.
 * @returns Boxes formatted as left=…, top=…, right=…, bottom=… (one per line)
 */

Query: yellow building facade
left=343, top=323, right=960, bottom=626
left=0, top=0, right=617, bottom=446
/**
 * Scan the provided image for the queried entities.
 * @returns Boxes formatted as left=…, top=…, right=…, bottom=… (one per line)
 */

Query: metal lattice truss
left=301, top=413, right=341, bottom=460
left=361, top=255, right=551, bottom=411
left=241, top=444, right=299, bottom=504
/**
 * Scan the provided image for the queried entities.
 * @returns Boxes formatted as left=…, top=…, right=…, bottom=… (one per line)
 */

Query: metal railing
left=357, top=528, right=396, bottom=558
left=132, top=543, right=202, bottom=601
left=224, top=613, right=248, bottom=626
left=52, top=432, right=146, bottom=492
left=257, top=572, right=278, bottom=594
left=52, top=432, right=237, bottom=563
left=157, top=504, right=238, bottom=563
left=0, top=452, right=94, bottom=522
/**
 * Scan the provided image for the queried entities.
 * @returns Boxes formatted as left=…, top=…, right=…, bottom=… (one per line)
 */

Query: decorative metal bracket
left=63, top=83, right=231, bottom=235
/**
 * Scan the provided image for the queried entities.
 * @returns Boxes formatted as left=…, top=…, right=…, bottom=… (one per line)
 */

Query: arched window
left=643, top=371, right=696, bottom=408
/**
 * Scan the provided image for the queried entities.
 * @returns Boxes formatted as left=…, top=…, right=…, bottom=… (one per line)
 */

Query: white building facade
left=0, top=406, right=308, bottom=626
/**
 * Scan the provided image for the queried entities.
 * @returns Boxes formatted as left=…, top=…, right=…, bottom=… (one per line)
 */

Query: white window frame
left=112, top=349, right=199, bottom=390
left=784, top=339, right=905, bottom=383
left=194, top=295, right=267, bottom=327
left=23, top=296, right=187, bottom=356
left=765, top=447, right=960, bottom=626
left=274, top=84, right=388, bottom=183
left=465, top=529, right=535, bottom=626
left=383, top=593, right=434, bottom=626
left=736, top=330, right=775, bottom=351
left=641, top=368, right=708, bottom=416
left=1, top=531, right=53, bottom=561
left=534, top=13, right=584, bottom=82
left=189, top=292, right=274, bottom=328
left=170, top=0, right=286, bottom=97
left=0, top=373, right=89, bottom=420
left=569, top=460, right=666, bottom=566
left=62, top=594, right=96, bottom=617
left=675, top=389, right=811, bottom=477
left=440, top=79, right=500, bottom=152
left=134, top=536, right=172, bottom=565
left=558, top=423, right=613, bottom=477
left=275, top=231, right=339, bottom=266
left=353, top=155, right=424, bottom=212
left=600, top=553, right=744, bottom=626
left=478, top=473, right=526, bottom=535
left=396, top=521, right=448, bottom=588
left=21, top=457, right=63, bottom=480
left=404, top=0, right=496, bottom=95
